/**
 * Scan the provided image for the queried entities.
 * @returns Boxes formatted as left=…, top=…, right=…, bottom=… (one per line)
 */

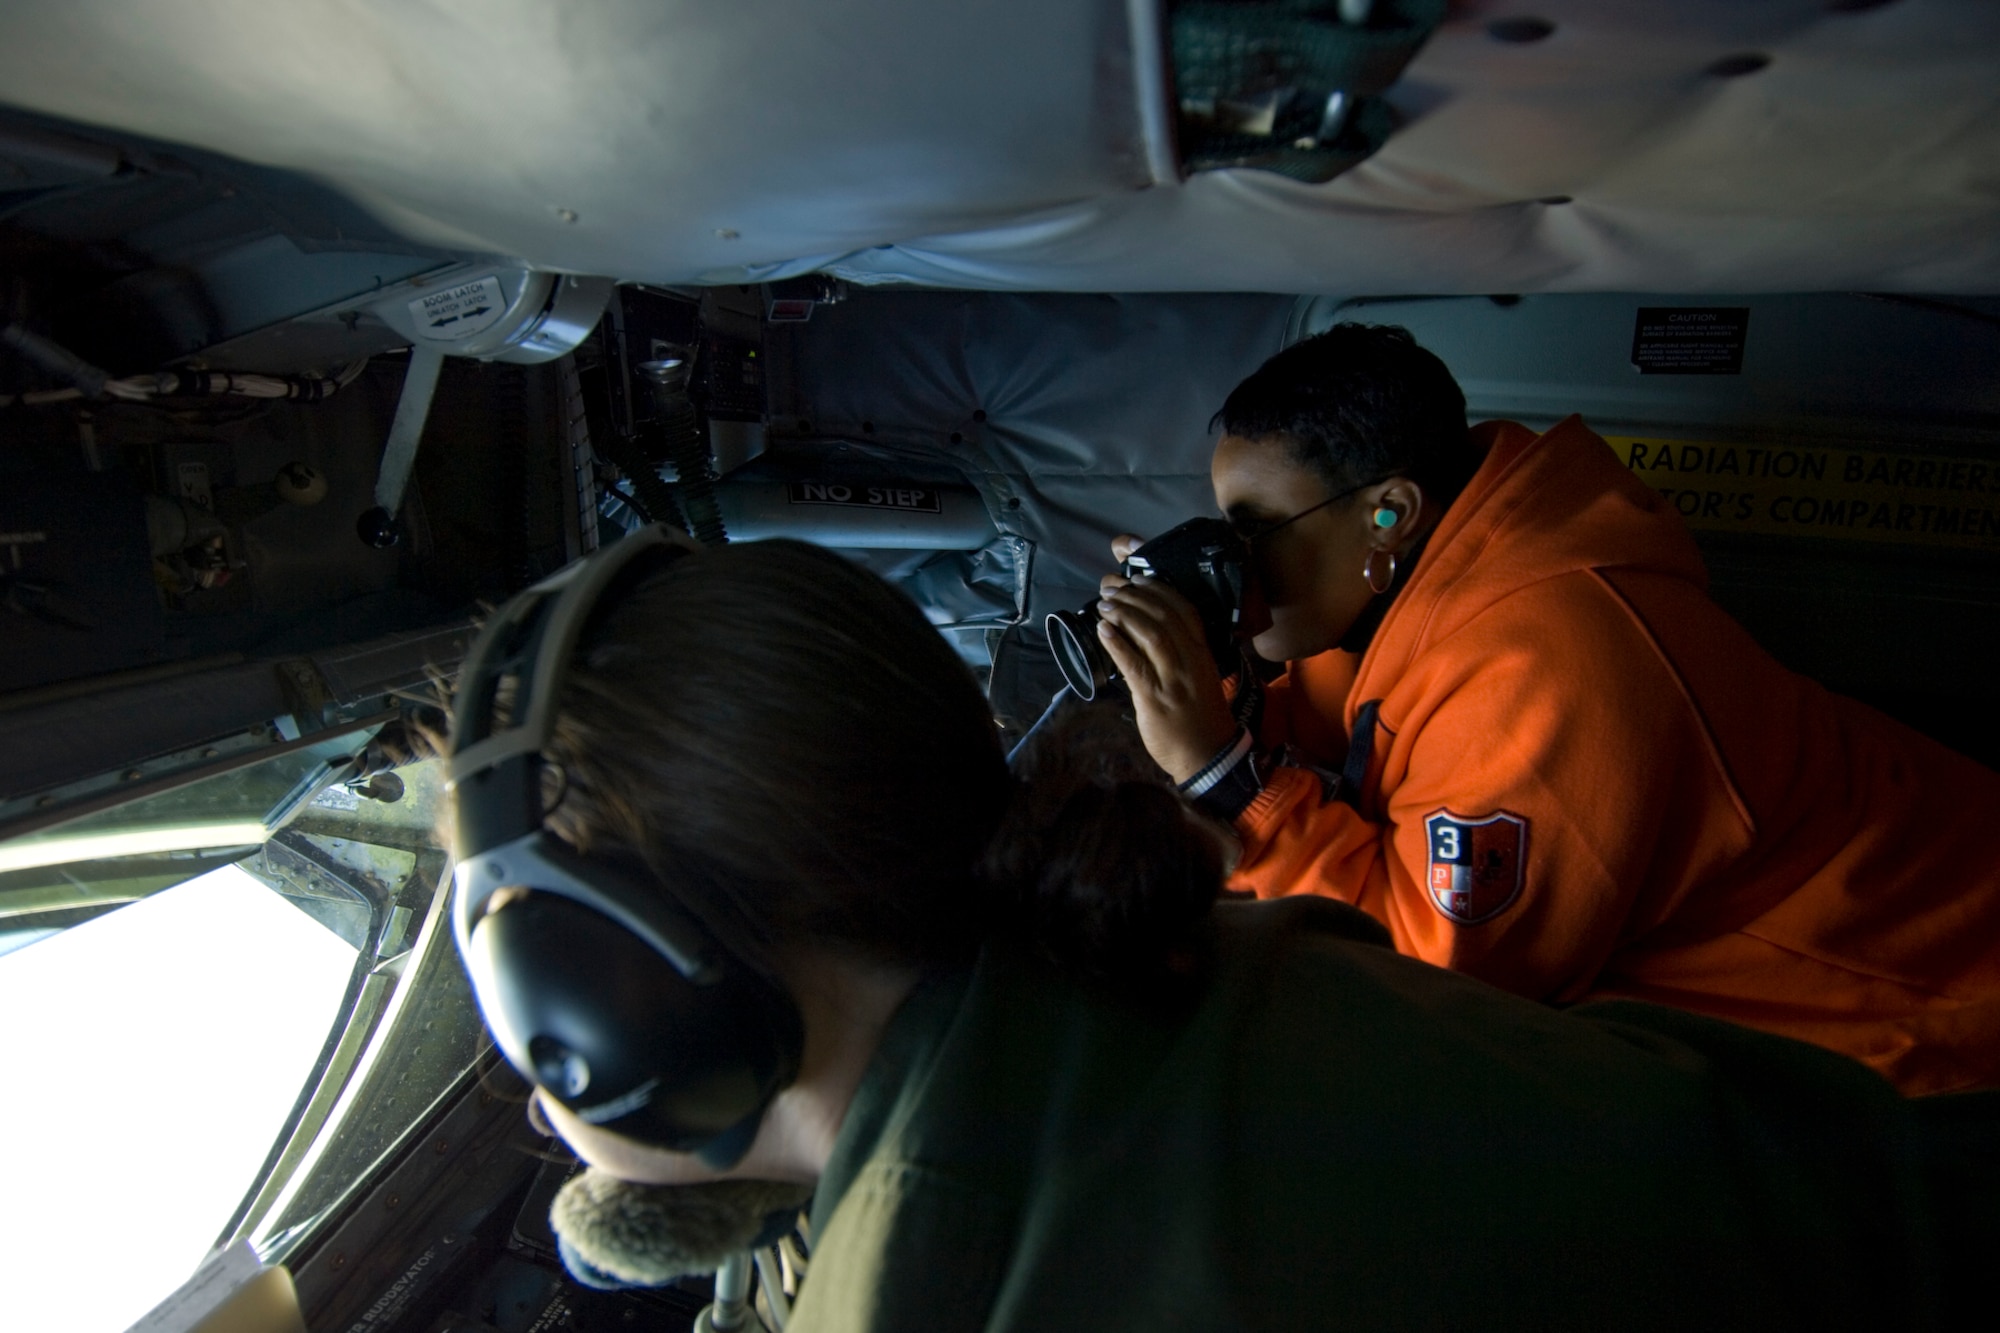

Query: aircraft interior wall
left=783, top=288, right=2000, bottom=766
left=2, top=5, right=1996, bottom=1329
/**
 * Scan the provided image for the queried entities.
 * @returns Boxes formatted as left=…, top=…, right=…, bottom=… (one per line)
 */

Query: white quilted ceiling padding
left=0, top=0, right=1994, bottom=294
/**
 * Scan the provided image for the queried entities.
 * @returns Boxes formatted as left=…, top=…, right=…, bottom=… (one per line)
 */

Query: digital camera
left=1045, top=517, right=1263, bottom=702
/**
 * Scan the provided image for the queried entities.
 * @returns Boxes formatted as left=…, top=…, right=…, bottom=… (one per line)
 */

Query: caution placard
left=1630, top=307, right=1748, bottom=375
left=1608, top=435, right=2000, bottom=552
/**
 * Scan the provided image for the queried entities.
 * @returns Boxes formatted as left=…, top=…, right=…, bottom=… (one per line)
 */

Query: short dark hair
left=1214, top=323, right=1477, bottom=508
left=530, top=539, right=1220, bottom=981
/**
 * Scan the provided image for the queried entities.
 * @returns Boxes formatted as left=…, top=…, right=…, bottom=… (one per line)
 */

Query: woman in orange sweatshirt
left=1095, top=323, right=2000, bottom=1095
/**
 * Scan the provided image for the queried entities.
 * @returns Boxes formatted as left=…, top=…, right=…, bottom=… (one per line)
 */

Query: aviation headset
left=449, top=525, right=804, bottom=1169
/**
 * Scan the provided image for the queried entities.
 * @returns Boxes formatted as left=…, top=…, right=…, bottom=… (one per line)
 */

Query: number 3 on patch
left=1423, top=809, right=1529, bottom=925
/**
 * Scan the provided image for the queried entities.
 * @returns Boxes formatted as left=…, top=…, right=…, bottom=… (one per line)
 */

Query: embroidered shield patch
left=1423, top=809, right=1529, bottom=925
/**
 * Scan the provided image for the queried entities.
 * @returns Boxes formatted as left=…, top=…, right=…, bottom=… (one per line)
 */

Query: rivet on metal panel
left=385, top=1193, right=400, bottom=1210
left=331, top=1253, right=346, bottom=1269
left=1488, top=17, right=1555, bottom=43
left=1708, top=53, right=1771, bottom=78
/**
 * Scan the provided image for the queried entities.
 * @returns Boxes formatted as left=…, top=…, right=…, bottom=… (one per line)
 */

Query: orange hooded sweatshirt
left=1228, top=416, right=2000, bottom=1095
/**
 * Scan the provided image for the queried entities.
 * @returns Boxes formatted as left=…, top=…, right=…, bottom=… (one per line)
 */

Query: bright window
left=0, top=864, right=358, bottom=1333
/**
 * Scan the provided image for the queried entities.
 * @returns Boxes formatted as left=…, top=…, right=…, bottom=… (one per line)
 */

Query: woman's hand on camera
left=1095, top=563, right=1238, bottom=785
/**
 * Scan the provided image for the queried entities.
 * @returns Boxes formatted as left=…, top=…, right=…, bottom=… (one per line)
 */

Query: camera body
left=1046, top=517, right=1261, bottom=702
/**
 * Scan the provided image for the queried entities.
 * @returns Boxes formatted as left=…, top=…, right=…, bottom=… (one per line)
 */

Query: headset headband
left=451, top=524, right=691, bottom=790
left=445, top=526, right=805, bottom=1166
left=448, top=526, right=718, bottom=980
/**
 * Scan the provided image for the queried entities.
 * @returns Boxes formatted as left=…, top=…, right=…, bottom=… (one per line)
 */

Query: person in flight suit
left=1094, top=323, right=2000, bottom=1096
left=466, top=536, right=1993, bottom=1330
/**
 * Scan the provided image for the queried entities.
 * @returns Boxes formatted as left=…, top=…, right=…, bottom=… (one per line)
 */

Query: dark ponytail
left=538, top=539, right=1222, bottom=985
left=980, top=701, right=1224, bottom=983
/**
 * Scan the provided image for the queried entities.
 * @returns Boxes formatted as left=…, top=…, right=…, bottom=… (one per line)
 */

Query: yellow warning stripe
left=1607, top=436, right=2000, bottom=552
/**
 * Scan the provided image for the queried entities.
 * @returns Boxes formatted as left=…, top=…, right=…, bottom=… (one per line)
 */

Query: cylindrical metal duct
left=640, top=347, right=727, bottom=545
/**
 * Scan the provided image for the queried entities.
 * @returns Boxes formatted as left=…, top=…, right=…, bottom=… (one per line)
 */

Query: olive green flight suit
left=793, top=899, right=1989, bottom=1332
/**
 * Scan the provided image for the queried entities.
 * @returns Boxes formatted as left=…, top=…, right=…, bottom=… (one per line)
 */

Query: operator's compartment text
left=1608, top=436, right=2000, bottom=551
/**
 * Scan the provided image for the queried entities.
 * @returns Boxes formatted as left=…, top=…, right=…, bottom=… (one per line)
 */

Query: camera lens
left=1046, top=607, right=1114, bottom=702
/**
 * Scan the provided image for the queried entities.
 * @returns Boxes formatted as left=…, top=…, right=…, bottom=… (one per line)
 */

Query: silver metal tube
left=709, top=1252, right=755, bottom=1331
left=754, top=1248, right=792, bottom=1330
left=1125, top=0, right=1178, bottom=185
left=373, top=343, right=446, bottom=515
left=1316, top=90, right=1352, bottom=145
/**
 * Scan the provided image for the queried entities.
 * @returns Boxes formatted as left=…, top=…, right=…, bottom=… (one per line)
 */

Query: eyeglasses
left=1238, top=475, right=1394, bottom=545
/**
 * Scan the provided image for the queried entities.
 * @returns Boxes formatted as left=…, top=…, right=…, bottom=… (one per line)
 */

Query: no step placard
left=787, top=482, right=941, bottom=513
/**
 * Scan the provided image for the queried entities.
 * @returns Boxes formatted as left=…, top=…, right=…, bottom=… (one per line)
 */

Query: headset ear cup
left=469, top=895, right=803, bottom=1160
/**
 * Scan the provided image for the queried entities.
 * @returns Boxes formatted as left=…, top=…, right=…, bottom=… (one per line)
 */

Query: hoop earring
left=1363, top=549, right=1397, bottom=596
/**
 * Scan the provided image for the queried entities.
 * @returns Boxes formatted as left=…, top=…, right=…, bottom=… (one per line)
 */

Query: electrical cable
left=638, top=352, right=727, bottom=546
left=753, top=1247, right=792, bottom=1330
left=1854, top=293, right=2000, bottom=333
left=1, top=320, right=109, bottom=396
left=590, top=425, right=691, bottom=535
left=0, top=147, right=207, bottom=227
left=2, top=324, right=372, bottom=409
left=1007, top=685, right=1075, bottom=767
left=0, top=175, right=130, bottom=226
